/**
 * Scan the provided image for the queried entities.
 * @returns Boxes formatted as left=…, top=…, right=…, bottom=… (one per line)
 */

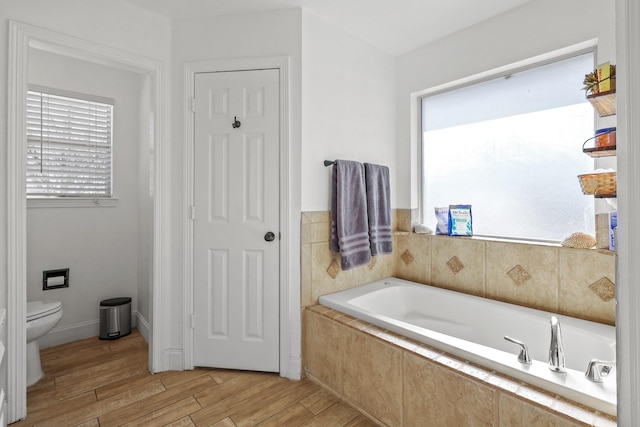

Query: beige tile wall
left=304, top=307, right=616, bottom=427
left=300, top=211, right=395, bottom=307
left=301, top=209, right=616, bottom=325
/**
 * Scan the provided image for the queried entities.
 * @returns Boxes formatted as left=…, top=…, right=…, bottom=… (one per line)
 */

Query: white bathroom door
left=193, top=69, right=280, bottom=372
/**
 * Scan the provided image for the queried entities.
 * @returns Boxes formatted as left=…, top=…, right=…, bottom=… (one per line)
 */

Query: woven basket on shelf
left=578, top=172, right=616, bottom=196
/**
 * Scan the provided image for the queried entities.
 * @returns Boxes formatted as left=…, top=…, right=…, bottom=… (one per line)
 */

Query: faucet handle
left=585, top=359, right=616, bottom=382
left=504, top=336, right=532, bottom=364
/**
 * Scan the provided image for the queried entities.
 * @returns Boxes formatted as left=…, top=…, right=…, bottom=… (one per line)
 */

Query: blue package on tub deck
left=449, top=205, right=473, bottom=236
left=435, top=207, right=449, bottom=235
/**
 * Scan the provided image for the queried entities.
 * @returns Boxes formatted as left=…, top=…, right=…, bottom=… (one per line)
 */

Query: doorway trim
left=183, top=57, right=298, bottom=378
left=616, top=0, right=640, bottom=424
left=7, top=21, right=169, bottom=422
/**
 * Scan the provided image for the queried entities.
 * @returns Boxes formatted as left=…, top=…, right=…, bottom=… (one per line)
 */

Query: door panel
left=209, top=134, right=229, bottom=222
left=243, top=249, right=264, bottom=340
left=244, top=133, right=264, bottom=222
left=193, top=69, right=279, bottom=372
left=208, top=249, right=229, bottom=338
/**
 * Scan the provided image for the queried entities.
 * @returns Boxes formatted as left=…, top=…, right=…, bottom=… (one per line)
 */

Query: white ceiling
left=122, top=0, right=533, bottom=56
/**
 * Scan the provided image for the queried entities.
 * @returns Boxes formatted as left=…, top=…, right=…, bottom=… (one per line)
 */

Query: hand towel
left=364, top=162, right=393, bottom=256
left=330, top=160, right=372, bottom=270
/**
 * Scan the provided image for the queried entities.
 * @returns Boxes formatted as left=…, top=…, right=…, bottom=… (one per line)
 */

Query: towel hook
left=232, top=116, right=241, bottom=129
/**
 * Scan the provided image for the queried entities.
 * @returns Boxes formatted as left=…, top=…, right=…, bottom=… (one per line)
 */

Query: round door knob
left=264, top=231, right=276, bottom=242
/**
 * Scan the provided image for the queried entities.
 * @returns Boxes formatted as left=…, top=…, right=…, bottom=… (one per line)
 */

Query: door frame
left=616, top=0, right=640, bottom=424
left=6, top=21, right=169, bottom=422
left=183, top=57, right=297, bottom=378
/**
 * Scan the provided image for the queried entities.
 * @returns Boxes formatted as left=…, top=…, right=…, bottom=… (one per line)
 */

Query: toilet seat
left=27, top=300, right=62, bottom=322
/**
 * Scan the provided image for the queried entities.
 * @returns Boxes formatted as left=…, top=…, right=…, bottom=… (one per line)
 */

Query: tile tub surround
left=303, top=306, right=617, bottom=427
left=301, top=211, right=396, bottom=307
left=301, top=210, right=616, bottom=326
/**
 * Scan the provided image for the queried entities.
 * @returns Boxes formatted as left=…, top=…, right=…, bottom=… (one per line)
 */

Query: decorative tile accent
left=446, top=256, right=465, bottom=274
left=401, top=249, right=414, bottom=265
left=589, top=277, right=615, bottom=302
left=327, top=259, right=340, bottom=279
left=507, top=264, right=532, bottom=285
left=368, top=257, right=377, bottom=270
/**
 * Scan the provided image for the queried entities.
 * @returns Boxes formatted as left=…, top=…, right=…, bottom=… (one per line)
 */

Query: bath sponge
left=561, top=232, right=597, bottom=249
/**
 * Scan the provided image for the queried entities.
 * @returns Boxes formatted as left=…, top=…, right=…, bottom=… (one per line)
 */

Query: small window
left=421, top=52, right=595, bottom=242
left=26, top=87, right=114, bottom=198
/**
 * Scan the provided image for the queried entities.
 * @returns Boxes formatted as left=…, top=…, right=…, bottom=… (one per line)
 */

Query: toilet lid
left=27, top=300, right=62, bottom=322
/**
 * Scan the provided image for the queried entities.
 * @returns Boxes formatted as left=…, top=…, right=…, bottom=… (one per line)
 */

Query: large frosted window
left=422, top=52, right=595, bottom=242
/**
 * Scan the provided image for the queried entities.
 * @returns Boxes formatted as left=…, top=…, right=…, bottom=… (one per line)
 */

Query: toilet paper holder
left=43, top=268, right=69, bottom=290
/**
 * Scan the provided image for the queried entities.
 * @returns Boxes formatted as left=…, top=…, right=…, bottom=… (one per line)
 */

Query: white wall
left=0, top=0, right=171, bottom=62
left=137, top=75, right=153, bottom=336
left=26, top=49, right=148, bottom=346
left=171, top=8, right=303, bottom=358
left=301, top=11, right=396, bottom=211
left=395, top=0, right=617, bottom=208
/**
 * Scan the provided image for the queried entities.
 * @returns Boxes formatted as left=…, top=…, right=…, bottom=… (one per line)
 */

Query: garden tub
left=319, top=277, right=616, bottom=416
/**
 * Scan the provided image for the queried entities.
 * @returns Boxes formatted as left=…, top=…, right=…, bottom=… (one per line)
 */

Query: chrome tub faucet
left=549, top=315, right=566, bottom=373
left=585, top=359, right=616, bottom=382
left=504, top=336, right=532, bottom=364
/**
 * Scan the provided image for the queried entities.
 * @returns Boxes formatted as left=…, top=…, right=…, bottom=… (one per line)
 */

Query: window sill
left=409, top=231, right=614, bottom=254
left=27, top=197, right=118, bottom=208
left=410, top=231, right=560, bottom=246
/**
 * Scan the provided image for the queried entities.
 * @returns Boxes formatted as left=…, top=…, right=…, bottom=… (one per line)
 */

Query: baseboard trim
left=136, top=312, right=150, bottom=343
left=165, top=349, right=184, bottom=371
left=38, top=319, right=99, bottom=349
left=38, top=311, right=140, bottom=349
left=284, top=356, right=302, bottom=380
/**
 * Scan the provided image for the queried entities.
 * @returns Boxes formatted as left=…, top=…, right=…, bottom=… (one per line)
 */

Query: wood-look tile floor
left=12, top=330, right=377, bottom=427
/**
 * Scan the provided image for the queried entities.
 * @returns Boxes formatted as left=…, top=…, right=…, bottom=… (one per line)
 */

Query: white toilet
left=26, top=300, right=63, bottom=386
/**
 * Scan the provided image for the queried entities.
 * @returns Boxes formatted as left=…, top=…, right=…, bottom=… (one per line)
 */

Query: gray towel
left=330, top=160, right=372, bottom=270
left=364, top=163, right=392, bottom=256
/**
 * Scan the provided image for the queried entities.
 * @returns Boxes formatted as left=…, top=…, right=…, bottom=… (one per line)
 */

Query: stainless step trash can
left=99, top=297, right=132, bottom=340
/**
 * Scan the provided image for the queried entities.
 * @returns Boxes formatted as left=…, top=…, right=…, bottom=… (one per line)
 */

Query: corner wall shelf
left=594, top=193, right=617, bottom=199
left=583, top=145, right=616, bottom=158
left=587, top=91, right=616, bottom=117
left=582, top=88, right=617, bottom=197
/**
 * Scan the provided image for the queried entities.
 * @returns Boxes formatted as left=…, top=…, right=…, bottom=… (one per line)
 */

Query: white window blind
left=26, top=88, right=114, bottom=198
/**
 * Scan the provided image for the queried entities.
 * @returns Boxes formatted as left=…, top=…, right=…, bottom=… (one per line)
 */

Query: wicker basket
left=578, top=171, right=616, bottom=196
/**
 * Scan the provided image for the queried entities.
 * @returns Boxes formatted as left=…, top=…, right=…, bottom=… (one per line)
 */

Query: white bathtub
left=319, top=277, right=617, bottom=416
